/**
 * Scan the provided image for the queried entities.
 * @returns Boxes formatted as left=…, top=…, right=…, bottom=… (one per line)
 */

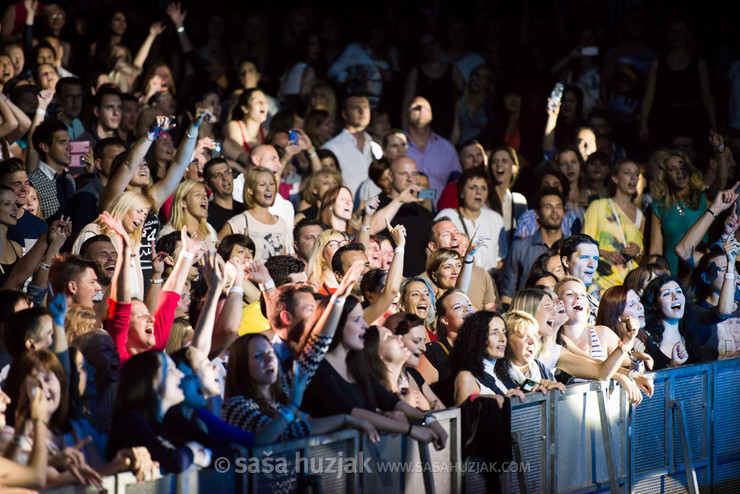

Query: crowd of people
left=0, top=0, right=736, bottom=492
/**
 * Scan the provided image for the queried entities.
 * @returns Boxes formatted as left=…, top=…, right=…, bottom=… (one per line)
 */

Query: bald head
left=407, top=96, right=433, bottom=129
left=390, top=156, right=418, bottom=194
left=250, top=145, right=281, bottom=175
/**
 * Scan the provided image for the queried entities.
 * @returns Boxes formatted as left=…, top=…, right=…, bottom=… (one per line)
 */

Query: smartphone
left=212, top=140, right=223, bottom=156
left=581, top=46, right=599, bottom=57
left=289, top=130, right=299, bottom=146
left=418, top=188, right=437, bottom=200
left=549, top=83, right=565, bottom=111
left=520, top=378, right=539, bottom=393
left=69, top=141, right=90, bottom=174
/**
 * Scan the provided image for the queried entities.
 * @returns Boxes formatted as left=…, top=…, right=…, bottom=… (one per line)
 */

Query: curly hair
left=449, top=310, right=502, bottom=379
left=651, top=150, right=706, bottom=211
left=641, top=274, right=692, bottom=345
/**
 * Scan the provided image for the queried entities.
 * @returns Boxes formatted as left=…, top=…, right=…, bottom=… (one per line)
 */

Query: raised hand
left=618, top=316, right=639, bottom=351
left=464, top=225, right=488, bottom=259
left=165, top=1, right=187, bottom=29
left=99, top=211, right=130, bottom=249
left=192, top=108, right=213, bottom=128
left=546, top=97, right=561, bottom=118
left=334, top=260, right=364, bottom=299
left=724, top=238, right=740, bottom=264
left=386, top=218, right=406, bottom=248
left=363, top=196, right=379, bottom=218
left=47, top=292, right=67, bottom=327
left=149, top=21, right=166, bottom=37
left=289, top=360, right=309, bottom=410
left=200, top=250, right=226, bottom=291
left=711, top=183, right=739, bottom=214
left=723, top=208, right=740, bottom=237
left=46, top=217, right=70, bottom=249
left=153, top=114, right=176, bottom=134
left=180, top=226, right=204, bottom=256
left=37, top=88, right=53, bottom=110
left=243, top=259, right=272, bottom=285
left=398, top=185, right=422, bottom=204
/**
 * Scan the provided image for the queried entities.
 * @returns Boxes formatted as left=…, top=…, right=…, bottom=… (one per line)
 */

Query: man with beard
left=500, top=187, right=565, bottom=305
left=204, top=157, right=244, bottom=232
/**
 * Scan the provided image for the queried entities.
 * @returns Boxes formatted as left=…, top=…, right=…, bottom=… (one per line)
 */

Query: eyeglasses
left=51, top=14, right=65, bottom=20
left=326, top=240, right=348, bottom=250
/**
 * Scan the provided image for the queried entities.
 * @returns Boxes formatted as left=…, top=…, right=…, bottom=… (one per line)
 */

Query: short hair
left=368, top=157, right=391, bottom=185
left=316, top=149, right=341, bottom=170
left=64, top=304, right=97, bottom=342
left=93, top=85, right=122, bottom=109
left=264, top=256, right=305, bottom=287
left=360, top=268, right=387, bottom=301
left=55, top=77, right=82, bottom=96
left=435, top=288, right=464, bottom=339
left=267, top=283, right=316, bottom=329
left=3, top=307, right=52, bottom=359
left=381, top=129, right=405, bottom=149
left=385, top=311, right=425, bottom=336
left=525, top=269, right=558, bottom=289
left=155, top=231, right=181, bottom=257
left=560, top=234, right=599, bottom=263
left=502, top=310, right=539, bottom=352
left=331, top=243, right=365, bottom=276
left=0, top=158, right=25, bottom=185
left=427, top=215, right=454, bottom=245
left=0, top=289, right=31, bottom=326
left=121, top=92, right=138, bottom=104
left=426, top=248, right=462, bottom=286
left=202, top=157, right=229, bottom=182
left=342, top=93, right=369, bottom=113
left=541, top=168, right=571, bottom=197
left=32, top=120, right=68, bottom=157
left=535, top=186, right=564, bottom=210
left=302, top=169, right=342, bottom=205
left=456, top=166, right=489, bottom=202
left=49, top=254, right=99, bottom=295
left=92, top=137, right=126, bottom=162
left=217, top=234, right=255, bottom=260
left=79, top=234, right=113, bottom=259
left=294, top=218, right=325, bottom=242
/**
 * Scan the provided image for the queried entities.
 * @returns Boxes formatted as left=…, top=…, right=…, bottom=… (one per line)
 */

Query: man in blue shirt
left=500, top=187, right=565, bottom=304
left=0, top=159, right=47, bottom=252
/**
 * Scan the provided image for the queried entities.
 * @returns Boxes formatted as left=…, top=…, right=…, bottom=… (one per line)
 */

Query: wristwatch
left=422, top=413, right=437, bottom=426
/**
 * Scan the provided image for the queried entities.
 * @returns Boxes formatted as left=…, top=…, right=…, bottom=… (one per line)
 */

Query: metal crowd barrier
left=36, top=358, right=740, bottom=493
left=40, top=408, right=461, bottom=494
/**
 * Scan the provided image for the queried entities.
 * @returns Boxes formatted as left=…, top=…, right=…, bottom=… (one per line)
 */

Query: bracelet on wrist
left=707, top=208, right=717, bottom=218
left=464, top=257, right=474, bottom=264
left=150, top=278, right=164, bottom=284
left=228, top=286, right=245, bottom=295
left=181, top=251, right=195, bottom=260
left=469, top=393, right=479, bottom=402
left=186, top=130, right=198, bottom=139
left=334, top=297, right=347, bottom=306
left=39, top=261, right=50, bottom=271
left=259, top=279, right=276, bottom=291
left=361, top=225, right=371, bottom=232
left=724, top=273, right=736, bottom=280
left=177, top=25, right=185, bottom=33
left=394, top=247, right=404, bottom=254
left=279, top=407, right=295, bottom=423
left=36, top=108, right=46, bottom=116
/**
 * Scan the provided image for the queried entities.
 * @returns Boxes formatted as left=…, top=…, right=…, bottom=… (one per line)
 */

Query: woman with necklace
left=649, top=150, right=708, bottom=275
left=584, top=159, right=645, bottom=290
left=488, top=146, right=527, bottom=242
left=436, top=166, right=506, bottom=272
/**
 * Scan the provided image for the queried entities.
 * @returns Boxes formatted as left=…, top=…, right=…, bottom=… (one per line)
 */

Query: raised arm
left=150, top=110, right=210, bottom=206
left=23, top=89, right=52, bottom=173
left=99, top=115, right=174, bottom=211
left=101, top=212, right=132, bottom=304
left=0, top=92, right=19, bottom=138
left=133, top=22, right=166, bottom=69
left=542, top=98, right=560, bottom=155
left=190, top=251, right=227, bottom=356
left=356, top=197, right=378, bottom=248
left=165, top=2, right=193, bottom=54
left=364, top=220, right=404, bottom=323
left=369, top=186, right=421, bottom=235
left=457, top=226, right=485, bottom=295
left=30, top=217, right=69, bottom=292
left=675, top=185, right=738, bottom=266
left=718, top=238, right=739, bottom=316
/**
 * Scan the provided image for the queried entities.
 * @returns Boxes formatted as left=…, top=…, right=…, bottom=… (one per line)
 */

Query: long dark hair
left=449, top=311, right=501, bottom=379
left=362, top=326, right=391, bottom=390
left=224, top=333, right=289, bottom=416
left=114, top=351, right=164, bottom=423
left=330, top=296, right=377, bottom=408
left=641, top=274, right=692, bottom=345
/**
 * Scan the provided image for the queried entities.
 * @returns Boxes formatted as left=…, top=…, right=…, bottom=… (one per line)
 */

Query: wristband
left=39, top=261, right=50, bottom=271
left=628, top=370, right=639, bottom=380
left=259, top=279, right=276, bottom=291
left=422, top=414, right=437, bottom=426
left=617, top=340, right=628, bottom=353
left=469, top=393, right=479, bottom=402
left=181, top=251, right=195, bottom=260
left=724, top=273, right=736, bottom=280
left=394, top=247, right=404, bottom=254
left=36, top=108, right=46, bottom=116
left=228, top=286, right=244, bottom=295
left=146, top=131, right=157, bottom=142
left=334, top=297, right=346, bottom=306
left=177, top=26, right=185, bottom=33
left=707, top=208, right=717, bottom=218
left=464, top=257, right=474, bottom=264
left=290, top=400, right=300, bottom=410
left=361, top=225, right=371, bottom=232
left=279, top=407, right=295, bottom=423
left=715, top=143, right=726, bottom=153
left=186, top=129, right=198, bottom=139
left=309, top=151, right=317, bottom=158
left=150, top=278, right=164, bottom=284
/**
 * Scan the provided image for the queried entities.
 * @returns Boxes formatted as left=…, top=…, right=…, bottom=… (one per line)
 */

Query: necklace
left=671, top=193, right=686, bottom=216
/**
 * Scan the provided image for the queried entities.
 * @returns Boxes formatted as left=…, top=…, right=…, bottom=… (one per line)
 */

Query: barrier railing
left=36, top=357, right=740, bottom=493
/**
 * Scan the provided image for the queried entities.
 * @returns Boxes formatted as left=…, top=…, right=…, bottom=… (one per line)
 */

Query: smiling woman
left=159, top=180, right=218, bottom=245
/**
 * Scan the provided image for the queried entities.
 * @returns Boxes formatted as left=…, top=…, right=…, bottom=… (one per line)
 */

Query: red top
left=238, top=123, right=265, bottom=153
left=436, top=180, right=459, bottom=211
left=106, top=290, right=180, bottom=367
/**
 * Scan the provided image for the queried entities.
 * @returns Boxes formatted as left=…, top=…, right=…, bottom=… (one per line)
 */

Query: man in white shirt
left=321, top=94, right=382, bottom=196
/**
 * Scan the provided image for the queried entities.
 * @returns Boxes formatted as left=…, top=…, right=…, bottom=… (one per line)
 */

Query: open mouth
left=546, top=319, right=554, bottom=328
left=145, top=326, right=154, bottom=335
left=670, top=302, right=682, bottom=311
left=496, top=344, right=505, bottom=352
left=573, top=303, right=584, bottom=311
left=132, top=220, right=142, bottom=228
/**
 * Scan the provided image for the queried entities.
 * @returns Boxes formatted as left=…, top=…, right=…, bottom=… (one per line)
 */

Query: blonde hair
left=510, top=289, right=556, bottom=363
left=503, top=310, right=540, bottom=360
left=426, top=248, right=463, bottom=289
left=303, top=168, right=342, bottom=205
left=554, top=275, right=587, bottom=297
left=651, top=150, right=706, bottom=210
left=306, top=229, right=345, bottom=284
left=65, top=305, right=97, bottom=342
left=243, top=167, right=277, bottom=209
left=164, top=316, right=193, bottom=354
left=95, top=191, right=150, bottom=246
left=167, top=180, right=211, bottom=238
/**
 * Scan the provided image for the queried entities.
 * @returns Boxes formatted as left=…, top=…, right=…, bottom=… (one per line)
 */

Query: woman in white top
left=73, top=191, right=149, bottom=298
left=488, top=146, right=527, bottom=242
left=159, top=180, right=218, bottom=246
left=219, top=167, right=291, bottom=262
left=436, top=166, right=507, bottom=272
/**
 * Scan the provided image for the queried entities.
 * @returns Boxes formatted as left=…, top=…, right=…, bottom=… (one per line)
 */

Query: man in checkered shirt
left=29, top=120, right=76, bottom=220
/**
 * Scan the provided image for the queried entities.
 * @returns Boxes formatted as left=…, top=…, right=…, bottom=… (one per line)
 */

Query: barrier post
left=671, top=399, right=699, bottom=494
left=594, top=381, right=620, bottom=493
left=510, top=431, right=529, bottom=494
